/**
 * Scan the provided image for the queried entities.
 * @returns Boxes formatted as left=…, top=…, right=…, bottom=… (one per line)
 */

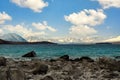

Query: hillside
left=0, top=39, right=57, bottom=45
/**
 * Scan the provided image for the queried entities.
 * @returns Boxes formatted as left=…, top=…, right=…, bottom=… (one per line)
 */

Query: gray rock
left=59, top=55, right=69, bottom=61
left=32, top=63, right=48, bottom=75
left=0, top=67, right=26, bottom=80
left=0, top=57, right=6, bottom=66
left=41, top=76, right=54, bottom=80
left=79, top=56, right=94, bottom=62
left=22, top=51, right=37, bottom=57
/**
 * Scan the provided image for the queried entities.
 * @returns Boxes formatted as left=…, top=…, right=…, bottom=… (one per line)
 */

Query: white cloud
left=11, top=0, right=48, bottom=12
left=65, top=9, right=106, bottom=37
left=69, top=25, right=97, bottom=36
left=104, top=36, right=120, bottom=42
left=0, top=21, right=56, bottom=42
left=32, top=21, right=57, bottom=32
left=65, top=9, right=106, bottom=26
left=97, top=0, right=120, bottom=9
left=0, top=29, right=3, bottom=34
left=1, top=24, right=46, bottom=39
left=0, top=12, right=12, bottom=24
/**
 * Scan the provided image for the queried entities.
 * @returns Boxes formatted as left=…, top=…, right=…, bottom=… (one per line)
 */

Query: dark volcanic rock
left=41, top=76, right=54, bottom=80
left=22, top=51, right=37, bottom=57
left=79, top=56, right=94, bottom=62
left=59, top=55, right=69, bottom=61
left=0, top=57, right=6, bottom=66
left=32, top=63, right=48, bottom=75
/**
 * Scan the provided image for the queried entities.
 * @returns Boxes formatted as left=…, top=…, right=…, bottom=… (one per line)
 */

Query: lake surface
left=0, top=44, right=120, bottom=59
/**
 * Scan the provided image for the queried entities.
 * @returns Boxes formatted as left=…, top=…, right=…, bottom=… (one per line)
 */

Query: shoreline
left=0, top=55, right=120, bottom=80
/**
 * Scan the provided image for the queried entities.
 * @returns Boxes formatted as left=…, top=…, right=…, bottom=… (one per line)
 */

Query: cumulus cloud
left=65, top=9, right=106, bottom=26
left=0, top=29, right=3, bottom=34
left=69, top=25, right=97, bottom=36
left=11, top=0, right=48, bottom=12
left=0, top=21, right=56, bottom=42
left=1, top=24, right=46, bottom=39
left=0, top=12, right=12, bottom=24
left=32, top=21, right=57, bottom=32
left=104, top=36, right=120, bottom=42
left=97, top=0, right=120, bottom=9
left=65, top=9, right=106, bottom=37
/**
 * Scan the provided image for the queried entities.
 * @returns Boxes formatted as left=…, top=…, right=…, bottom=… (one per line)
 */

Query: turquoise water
left=0, top=44, right=120, bottom=59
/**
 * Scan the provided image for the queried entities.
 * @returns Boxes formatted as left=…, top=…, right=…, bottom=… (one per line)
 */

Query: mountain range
left=0, top=33, right=120, bottom=44
left=0, top=33, right=27, bottom=42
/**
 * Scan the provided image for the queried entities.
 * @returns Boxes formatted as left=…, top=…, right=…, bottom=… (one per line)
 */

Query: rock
left=97, top=57, right=120, bottom=71
left=79, top=56, right=94, bottom=62
left=0, top=67, right=26, bottom=80
left=8, top=67, right=26, bottom=80
left=22, top=51, right=37, bottom=57
left=32, top=63, right=48, bottom=75
left=0, top=57, right=6, bottom=66
left=41, top=76, right=54, bottom=80
left=59, top=55, right=69, bottom=61
left=115, top=56, right=120, bottom=59
left=103, top=72, right=119, bottom=78
left=0, top=67, right=8, bottom=80
left=72, top=58, right=80, bottom=62
left=64, top=77, right=72, bottom=80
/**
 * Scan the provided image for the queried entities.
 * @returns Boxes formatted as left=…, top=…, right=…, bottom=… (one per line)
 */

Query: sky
left=0, top=0, right=120, bottom=43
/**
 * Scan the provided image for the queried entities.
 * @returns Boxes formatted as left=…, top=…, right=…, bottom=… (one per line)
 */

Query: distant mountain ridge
left=0, top=39, right=57, bottom=44
left=0, top=33, right=27, bottom=42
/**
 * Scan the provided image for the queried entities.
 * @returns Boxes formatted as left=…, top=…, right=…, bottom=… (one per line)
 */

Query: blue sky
left=0, top=0, right=120, bottom=43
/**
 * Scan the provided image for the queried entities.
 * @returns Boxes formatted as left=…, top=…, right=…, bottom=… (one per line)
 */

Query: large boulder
left=22, top=51, right=37, bottom=57
left=32, top=63, right=48, bottom=75
left=97, top=57, right=120, bottom=71
left=0, top=67, right=26, bottom=80
left=79, top=56, right=94, bottom=62
left=59, top=55, right=69, bottom=61
left=115, top=56, right=120, bottom=59
left=41, top=76, right=54, bottom=80
left=0, top=57, right=6, bottom=66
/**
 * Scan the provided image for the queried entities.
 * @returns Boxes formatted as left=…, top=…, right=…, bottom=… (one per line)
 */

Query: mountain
left=0, top=33, right=27, bottom=42
left=0, top=39, right=57, bottom=44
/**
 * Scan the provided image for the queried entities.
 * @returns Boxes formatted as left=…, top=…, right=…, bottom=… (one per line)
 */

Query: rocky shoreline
left=0, top=54, right=120, bottom=80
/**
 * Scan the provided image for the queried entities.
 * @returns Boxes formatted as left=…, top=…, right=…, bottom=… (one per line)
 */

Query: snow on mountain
left=0, top=33, right=27, bottom=42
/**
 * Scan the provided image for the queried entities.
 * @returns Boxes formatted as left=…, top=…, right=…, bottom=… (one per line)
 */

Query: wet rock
left=32, top=63, right=48, bottom=75
left=0, top=67, right=26, bottom=80
left=59, top=55, right=69, bottom=61
left=41, top=76, right=54, bottom=80
left=115, top=56, right=120, bottom=59
left=50, top=59, right=56, bottom=62
left=73, top=58, right=80, bottom=61
left=79, top=56, right=94, bottom=62
left=0, top=57, right=6, bottom=66
left=22, top=51, right=37, bottom=57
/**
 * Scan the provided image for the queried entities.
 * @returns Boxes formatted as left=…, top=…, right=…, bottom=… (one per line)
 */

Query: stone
left=41, top=76, right=54, bottom=80
left=32, top=63, right=48, bottom=75
left=79, top=56, right=94, bottom=62
left=103, top=72, right=119, bottom=78
left=0, top=57, right=6, bottom=66
left=115, top=56, right=120, bottom=59
left=0, top=67, right=26, bottom=80
left=59, top=55, right=69, bottom=61
left=22, top=51, right=37, bottom=57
